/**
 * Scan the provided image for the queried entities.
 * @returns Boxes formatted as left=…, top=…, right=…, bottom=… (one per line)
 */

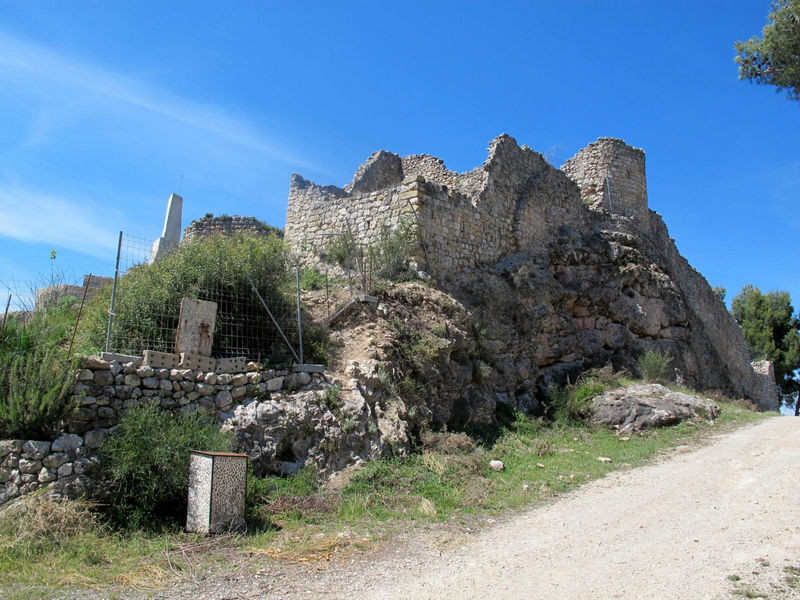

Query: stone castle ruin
left=285, top=134, right=778, bottom=411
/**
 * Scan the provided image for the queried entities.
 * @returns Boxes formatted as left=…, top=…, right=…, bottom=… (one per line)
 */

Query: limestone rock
left=590, top=384, right=720, bottom=433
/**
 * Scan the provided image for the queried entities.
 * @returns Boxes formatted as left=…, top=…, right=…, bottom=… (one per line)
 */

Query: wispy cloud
left=0, top=30, right=313, bottom=168
left=0, top=185, right=121, bottom=259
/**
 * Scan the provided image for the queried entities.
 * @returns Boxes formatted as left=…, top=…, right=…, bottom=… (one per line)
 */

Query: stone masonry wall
left=183, top=215, right=282, bottom=243
left=561, top=137, right=649, bottom=223
left=285, top=134, right=592, bottom=277
left=0, top=355, right=324, bottom=507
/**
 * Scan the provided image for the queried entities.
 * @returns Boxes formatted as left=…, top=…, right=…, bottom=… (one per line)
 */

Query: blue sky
left=0, top=1, right=797, bottom=312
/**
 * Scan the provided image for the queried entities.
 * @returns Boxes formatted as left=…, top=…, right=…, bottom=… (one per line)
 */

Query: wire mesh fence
left=1, top=231, right=301, bottom=368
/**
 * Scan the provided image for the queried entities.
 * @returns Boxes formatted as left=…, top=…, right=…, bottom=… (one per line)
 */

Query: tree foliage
left=732, top=284, right=800, bottom=412
left=734, top=0, right=800, bottom=102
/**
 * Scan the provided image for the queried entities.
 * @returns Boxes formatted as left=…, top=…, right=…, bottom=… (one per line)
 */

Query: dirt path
left=142, top=417, right=800, bottom=600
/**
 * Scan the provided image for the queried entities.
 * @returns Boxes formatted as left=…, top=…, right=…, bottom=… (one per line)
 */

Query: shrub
left=76, top=233, right=296, bottom=364
left=636, top=349, right=674, bottom=383
left=0, top=348, right=77, bottom=439
left=96, top=402, right=233, bottom=530
left=370, top=218, right=418, bottom=282
left=547, top=378, right=605, bottom=425
left=298, top=268, right=327, bottom=291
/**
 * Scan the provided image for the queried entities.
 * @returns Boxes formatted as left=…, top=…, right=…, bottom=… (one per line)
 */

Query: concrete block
left=142, top=350, right=179, bottom=369
left=101, top=352, right=143, bottom=367
left=175, top=298, right=217, bottom=357
left=295, top=364, right=326, bottom=373
left=179, top=353, right=216, bottom=372
left=215, top=356, right=247, bottom=373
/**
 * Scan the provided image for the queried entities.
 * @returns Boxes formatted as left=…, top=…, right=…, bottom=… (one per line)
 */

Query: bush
left=636, top=349, right=673, bottom=383
left=76, top=233, right=296, bottom=363
left=0, top=348, right=77, bottom=439
left=547, top=378, right=605, bottom=425
left=96, top=402, right=233, bottom=530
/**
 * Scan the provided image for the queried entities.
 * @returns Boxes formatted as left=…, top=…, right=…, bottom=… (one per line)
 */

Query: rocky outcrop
left=590, top=384, right=720, bottom=433
left=285, top=134, right=779, bottom=412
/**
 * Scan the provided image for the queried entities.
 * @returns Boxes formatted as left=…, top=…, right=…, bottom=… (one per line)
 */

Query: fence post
left=105, top=231, right=123, bottom=353
left=296, top=266, right=304, bottom=365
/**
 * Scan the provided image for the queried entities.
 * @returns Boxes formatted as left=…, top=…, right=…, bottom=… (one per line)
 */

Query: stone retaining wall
left=0, top=434, right=94, bottom=505
left=0, top=356, right=325, bottom=507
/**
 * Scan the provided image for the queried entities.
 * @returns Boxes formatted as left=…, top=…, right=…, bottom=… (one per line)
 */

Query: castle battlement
left=284, top=134, right=649, bottom=277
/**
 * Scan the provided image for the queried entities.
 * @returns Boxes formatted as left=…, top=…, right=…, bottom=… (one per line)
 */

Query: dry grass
left=0, top=494, right=100, bottom=557
left=420, top=430, right=476, bottom=454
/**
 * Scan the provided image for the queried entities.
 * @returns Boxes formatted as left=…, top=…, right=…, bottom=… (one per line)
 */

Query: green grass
left=0, top=399, right=771, bottom=599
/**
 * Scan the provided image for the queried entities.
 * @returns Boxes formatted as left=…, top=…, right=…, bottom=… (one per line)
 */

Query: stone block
left=215, top=390, right=233, bottom=410
left=0, top=440, right=23, bottom=457
left=231, top=373, right=247, bottom=386
left=23, top=440, right=50, bottom=460
left=81, top=356, right=110, bottom=370
left=215, top=356, right=247, bottom=373
left=175, top=298, right=217, bottom=357
left=142, top=377, right=158, bottom=389
left=43, top=452, right=70, bottom=469
left=94, top=370, right=114, bottom=386
left=179, top=353, right=216, bottom=372
left=231, top=385, right=247, bottom=400
left=58, top=463, right=74, bottom=478
left=84, top=429, right=108, bottom=449
left=18, top=458, right=42, bottom=474
left=216, top=373, right=233, bottom=385
left=266, top=377, right=284, bottom=392
left=77, top=369, right=94, bottom=381
left=136, top=365, right=155, bottom=378
left=101, top=352, right=143, bottom=367
left=142, top=350, right=179, bottom=369
left=38, top=467, right=57, bottom=483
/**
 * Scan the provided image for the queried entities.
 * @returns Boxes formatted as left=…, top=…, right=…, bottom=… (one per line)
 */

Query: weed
left=636, top=349, right=673, bottom=383
left=431, top=323, right=448, bottom=337
left=318, top=383, right=342, bottom=412
left=298, top=268, right=327, bottom=291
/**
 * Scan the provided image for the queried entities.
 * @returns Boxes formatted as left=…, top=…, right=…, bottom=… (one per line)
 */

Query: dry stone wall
left=0, top=355, right=324, bottom=507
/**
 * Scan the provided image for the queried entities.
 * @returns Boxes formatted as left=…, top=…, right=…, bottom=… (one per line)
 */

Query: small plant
left=318, top=383, right=342, bottom=412
left=431, top=323, right=448, bottom=337
left=0, top=348, right=77, bottom=439
left=298, top=268, right=327, bottom=291
left=204, top=212, right=214, bottom=218
left=96, top=402, right=233, bottom=530
left=636, top=349, right=674, bottom=383
left=546, top=377, right=605, bottom=425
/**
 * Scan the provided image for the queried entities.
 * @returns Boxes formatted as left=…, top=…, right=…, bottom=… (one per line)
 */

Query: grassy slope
left=0, top=398, right=771, bottom=600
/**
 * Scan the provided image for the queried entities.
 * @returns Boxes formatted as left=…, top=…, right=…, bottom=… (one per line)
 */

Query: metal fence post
left=105, top=231, right=123, bottom=353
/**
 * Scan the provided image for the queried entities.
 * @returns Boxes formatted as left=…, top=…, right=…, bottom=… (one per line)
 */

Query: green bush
left=76, top=233, right=296, bottom=362
left=636, top=349, right=673, bottom=383
left=370, top=218, right=418, bottom=282
left=298, top=268, right=327, bottom=291
left=0, top=348, right=77, bottom=439
left=547, top=378, right=605, bottom=425
left=96, top=402, right=233, bottom=530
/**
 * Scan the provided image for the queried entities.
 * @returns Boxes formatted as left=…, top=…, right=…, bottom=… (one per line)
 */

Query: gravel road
left=82, top=417, right=800, bottom=600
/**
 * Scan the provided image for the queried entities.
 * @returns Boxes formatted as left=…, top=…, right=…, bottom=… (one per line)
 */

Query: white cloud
left=0, top=185, right=121, bottom=259
left=0, top=30, right=314, bottom=169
